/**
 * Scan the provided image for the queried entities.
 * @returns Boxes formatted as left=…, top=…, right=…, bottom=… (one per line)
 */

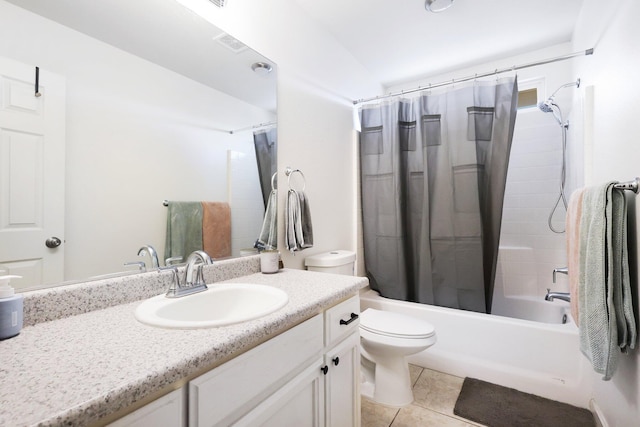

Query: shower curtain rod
left=353, top=48, right=594, bottom=105
left=229, top=121, right=276, bottom=134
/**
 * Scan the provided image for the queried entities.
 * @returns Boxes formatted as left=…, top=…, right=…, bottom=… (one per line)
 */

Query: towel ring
left=285, top=166, right=306, bottom=192
left=271, top=172, right=277, bottom=191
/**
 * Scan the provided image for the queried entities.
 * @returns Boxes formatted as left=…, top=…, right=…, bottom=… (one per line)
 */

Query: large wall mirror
left=0, top=0, right=277, bottom=291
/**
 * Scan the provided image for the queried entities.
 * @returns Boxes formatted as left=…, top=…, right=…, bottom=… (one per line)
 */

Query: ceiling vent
left=209, top=0, right=226, bottom=7
left=213, top=32, right=248, bottom=53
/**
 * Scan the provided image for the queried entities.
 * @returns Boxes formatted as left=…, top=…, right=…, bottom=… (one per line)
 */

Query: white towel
left=579, top=182, right=637, bottom=380
left=285, top=189, right=313, bottom=253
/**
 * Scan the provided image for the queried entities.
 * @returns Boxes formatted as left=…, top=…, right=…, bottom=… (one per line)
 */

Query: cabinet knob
left=321, top=365, right=329, bottom=375
left=339, top=312, right=359, bottom=326
left=332, top=357, right=340, bottom=366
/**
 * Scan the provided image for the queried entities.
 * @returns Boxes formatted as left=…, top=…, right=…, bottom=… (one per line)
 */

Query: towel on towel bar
left=202, top=202, right=231, bottom=259
left=255, top=189, right=278, bottom=250
left=566, top=188, right=585, bottom=324
left=165, top=201, right=203, bottom=261
left=578, top=182, right=637, bottom=380
left=285, top=189, right=313, bottom=253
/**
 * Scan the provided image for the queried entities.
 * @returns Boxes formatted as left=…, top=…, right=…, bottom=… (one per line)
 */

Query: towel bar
left=613, top=177, right=640, bottom=193
left=285, top=166, right=306, bottom=192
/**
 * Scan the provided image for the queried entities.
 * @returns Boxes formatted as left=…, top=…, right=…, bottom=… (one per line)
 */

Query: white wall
left=573, top=0, right=640, bottom=425
left=0, top=2, right=271, bottom=281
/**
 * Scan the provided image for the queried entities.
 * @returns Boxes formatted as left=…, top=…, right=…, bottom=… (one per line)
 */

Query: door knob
left=45, top=237, right=62, bottom=248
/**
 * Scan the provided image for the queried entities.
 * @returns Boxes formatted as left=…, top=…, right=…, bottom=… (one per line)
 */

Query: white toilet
left=359, top=308, right=436, bottom=406
left=305, top=250, right=437, bottom=408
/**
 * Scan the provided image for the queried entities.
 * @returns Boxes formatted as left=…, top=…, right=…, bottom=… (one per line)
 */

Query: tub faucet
left=552, top=267, right=568, bottom=283
left=138, top=245, right=160, bottom=269
left=545, top=288, right=571, bottom=303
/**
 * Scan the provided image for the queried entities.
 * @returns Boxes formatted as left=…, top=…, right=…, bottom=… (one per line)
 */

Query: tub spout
left=545, top=288, right=571, bottom=302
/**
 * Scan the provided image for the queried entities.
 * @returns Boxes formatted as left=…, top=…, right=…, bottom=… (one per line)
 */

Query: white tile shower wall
left=499, top=109, right=569, bottom=298
left=227, top=150, right=265, bottom=256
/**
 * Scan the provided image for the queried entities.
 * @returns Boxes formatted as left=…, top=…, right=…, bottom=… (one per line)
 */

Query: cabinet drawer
left=324, top=296, right=360, bottom=347
left=189, top=314, right=323, bottom=426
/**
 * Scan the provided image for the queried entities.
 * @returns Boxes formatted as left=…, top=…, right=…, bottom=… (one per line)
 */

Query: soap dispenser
left=0, top=275, right=23, bottom=340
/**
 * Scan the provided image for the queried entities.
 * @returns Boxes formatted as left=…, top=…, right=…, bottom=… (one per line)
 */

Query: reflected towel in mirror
left=165, top=202, right=203, bottom=261
left=255, top=189, right=277, bottom=250
left=202, top=202, right=231, bottom=258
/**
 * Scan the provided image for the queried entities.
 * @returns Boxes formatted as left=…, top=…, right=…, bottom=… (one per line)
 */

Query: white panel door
left=0, top=57, right=65, bottom=290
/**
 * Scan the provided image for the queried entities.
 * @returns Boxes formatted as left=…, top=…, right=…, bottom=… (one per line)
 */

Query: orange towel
left=566, top=188, right=585, bottom=325
left=201, top=202, right=231, bottom=259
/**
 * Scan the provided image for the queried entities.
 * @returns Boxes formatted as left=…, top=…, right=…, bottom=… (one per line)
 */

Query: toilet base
left=361, top=353, right=414, bottom=407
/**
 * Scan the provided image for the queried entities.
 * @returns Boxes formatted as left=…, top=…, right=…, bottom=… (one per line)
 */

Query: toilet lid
left=360, top=308, right=436, bottom=339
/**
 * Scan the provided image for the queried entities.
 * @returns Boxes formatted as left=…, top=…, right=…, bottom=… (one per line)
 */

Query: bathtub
left=359, top=288, right=592, bottom=408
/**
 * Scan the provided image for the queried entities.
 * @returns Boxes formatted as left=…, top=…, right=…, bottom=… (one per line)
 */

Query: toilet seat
left=360, top=308, right=435, bottom=339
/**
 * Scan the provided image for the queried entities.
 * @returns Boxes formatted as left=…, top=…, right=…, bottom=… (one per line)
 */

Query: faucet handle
left=124, top=261, right=146, bottom=272
left=159, top=266, right=181, bottom=291
left=165, top=256, right=183, bottom=266
left=552, top=267, right=569, bottom=283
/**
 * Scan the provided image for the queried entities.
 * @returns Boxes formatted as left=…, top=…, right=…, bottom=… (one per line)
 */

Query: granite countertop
left=0, top=268, right=368, bottom=427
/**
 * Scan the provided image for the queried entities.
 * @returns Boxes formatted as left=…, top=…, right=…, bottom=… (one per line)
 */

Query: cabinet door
left=189, top=315, right=323, bottom=426
left=234, top=358, right=325, bottom=427
left=325, top=332, right=360, bottom=427
left=108, top=388, right=186, bottom=427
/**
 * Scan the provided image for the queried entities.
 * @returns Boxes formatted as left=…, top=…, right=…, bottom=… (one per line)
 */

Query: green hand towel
left=165, top=201, right=203, bottom=262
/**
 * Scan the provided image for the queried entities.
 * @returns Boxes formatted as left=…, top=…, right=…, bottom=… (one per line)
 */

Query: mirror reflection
left=0, top=0, right=277, bottom=291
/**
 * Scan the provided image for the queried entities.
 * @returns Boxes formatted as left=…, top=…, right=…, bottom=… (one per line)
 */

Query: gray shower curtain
left=253, top=128, right=277, bottom=209
left=359, top=77, right=518, bottom=313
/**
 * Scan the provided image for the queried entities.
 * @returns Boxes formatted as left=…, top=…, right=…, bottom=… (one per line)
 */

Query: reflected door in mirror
left=0, top=57, right=66, bottom=291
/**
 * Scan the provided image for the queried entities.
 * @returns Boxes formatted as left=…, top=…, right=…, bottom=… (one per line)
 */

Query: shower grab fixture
left=539, top=78, right=581, bottom=234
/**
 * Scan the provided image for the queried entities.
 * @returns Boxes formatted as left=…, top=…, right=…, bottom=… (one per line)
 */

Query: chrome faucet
left=138, top=245, right=160, bottom=269
left=162, top=250, right=213, bottom=298
left=545, top=288, right=571, bottom=303
left=184, top=250, right=213, bottom=285
left=546, top=267, right=571, bottom=302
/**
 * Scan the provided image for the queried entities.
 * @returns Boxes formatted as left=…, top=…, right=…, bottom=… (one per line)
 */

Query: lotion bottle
left=0, top=275, right=23, bottom=340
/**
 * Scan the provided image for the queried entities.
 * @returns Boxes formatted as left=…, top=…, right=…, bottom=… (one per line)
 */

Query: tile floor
left=361, top=365, right=485, bottom=427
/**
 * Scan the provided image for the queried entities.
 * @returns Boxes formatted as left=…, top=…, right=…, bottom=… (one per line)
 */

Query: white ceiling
left=5, top=0, right=278, bottom=112
left=294, top=0, right=585, bottom=87
left=6, top=0, right=585, bottom=107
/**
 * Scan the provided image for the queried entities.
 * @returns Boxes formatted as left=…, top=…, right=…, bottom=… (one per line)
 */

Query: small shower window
left=518, top=88, right=538, bottom=109
left=517, top=77, right=545, bottom=110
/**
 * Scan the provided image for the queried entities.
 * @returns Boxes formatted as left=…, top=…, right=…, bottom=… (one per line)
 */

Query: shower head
left=538, top=78, right=580, bottom=125
left=538, top=99, right=563, bottom=125
left=538, top=99, right=556, bottom=113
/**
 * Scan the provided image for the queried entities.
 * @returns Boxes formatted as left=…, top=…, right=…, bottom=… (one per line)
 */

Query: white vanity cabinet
left=322, top=296, right=361, bottom=427
left=112, top=295, right=361, bottom=427
left=235, top=295, right=361, bottom=427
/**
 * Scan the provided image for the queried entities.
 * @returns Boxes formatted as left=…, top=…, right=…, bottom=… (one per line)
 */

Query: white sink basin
left=135, top=283, right=289, bottom=329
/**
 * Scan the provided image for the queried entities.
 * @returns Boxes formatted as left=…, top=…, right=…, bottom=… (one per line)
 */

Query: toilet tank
left=305, top=250, right=356, bottom=276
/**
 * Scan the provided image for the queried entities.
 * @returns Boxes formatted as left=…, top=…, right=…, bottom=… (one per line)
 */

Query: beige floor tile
left=411, top=369, right=465, bottom=416
left=409, top=364, right=423, bottom=386
left=361, top=397, right=400, bottom=427
left=391, top=404, right=478, bottom=427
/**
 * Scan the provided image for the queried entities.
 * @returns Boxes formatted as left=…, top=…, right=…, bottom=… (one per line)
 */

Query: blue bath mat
left=454, top=377, right=595, bottom=427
